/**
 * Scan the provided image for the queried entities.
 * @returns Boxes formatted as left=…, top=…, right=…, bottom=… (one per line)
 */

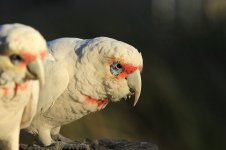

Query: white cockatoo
left=24, top=37, right=143, bottom=148
left=0, top=23, right=47, bottom=150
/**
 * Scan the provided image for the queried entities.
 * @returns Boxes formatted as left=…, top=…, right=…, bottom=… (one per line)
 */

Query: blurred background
left=1, top=0, right=226, bottom=150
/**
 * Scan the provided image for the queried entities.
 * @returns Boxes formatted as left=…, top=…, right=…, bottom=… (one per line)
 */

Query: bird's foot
left=51, top=134, right=91, bottom=149
left=51, top=134, right=74, bottom=144
left=52, top=141, right=90, bottom=150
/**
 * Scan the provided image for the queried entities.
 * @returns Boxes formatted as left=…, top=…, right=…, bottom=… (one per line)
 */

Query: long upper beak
left=127, top=70, right=142, bottom=106
left=26, top=57, right=45, bottom=86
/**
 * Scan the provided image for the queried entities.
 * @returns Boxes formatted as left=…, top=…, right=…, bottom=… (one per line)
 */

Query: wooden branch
left=20, top=139, right=158, bottom=150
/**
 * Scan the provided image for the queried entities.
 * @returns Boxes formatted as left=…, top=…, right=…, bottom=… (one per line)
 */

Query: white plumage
left=0, top=23, right=47, bottom=150
left=24, top=37, right=143, bottom=147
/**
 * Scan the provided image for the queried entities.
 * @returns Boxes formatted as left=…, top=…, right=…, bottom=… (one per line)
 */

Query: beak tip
left=133, top=97, right=139, bottom=107
left=133, top=103, right=137, bottom=107
left=127, top=70, right=142, bottom=107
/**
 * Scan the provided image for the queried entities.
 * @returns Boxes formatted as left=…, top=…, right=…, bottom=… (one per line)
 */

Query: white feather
left=0, top=23, right=47, bottom=150
left=24, top=37, right=143, bottom=146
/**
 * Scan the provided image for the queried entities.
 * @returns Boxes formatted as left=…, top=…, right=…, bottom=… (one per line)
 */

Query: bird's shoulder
left=47, top=38, right=84, bottom=61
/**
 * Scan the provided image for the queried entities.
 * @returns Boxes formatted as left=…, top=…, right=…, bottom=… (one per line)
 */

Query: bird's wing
left=36, top=57, right=69, bottom=114
left=36, top=38, right=83, bottom=113
left=20, top=81, right=39, bottom=129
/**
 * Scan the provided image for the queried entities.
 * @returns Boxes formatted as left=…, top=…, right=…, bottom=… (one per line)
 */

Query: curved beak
left=127, top=70, right=142, bottom=106
left=26, top=57, right=45, bottom=87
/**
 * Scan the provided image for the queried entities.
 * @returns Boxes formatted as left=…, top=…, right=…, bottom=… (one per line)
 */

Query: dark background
left=1, top=0, right=226, bottom=150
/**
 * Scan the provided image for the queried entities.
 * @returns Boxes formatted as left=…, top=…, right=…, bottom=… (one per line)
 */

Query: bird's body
left=0, top=23, right=47, bottom=150
left=0, top=80, right=39, bottom=149
left=25, top=37, right=143, bottom=147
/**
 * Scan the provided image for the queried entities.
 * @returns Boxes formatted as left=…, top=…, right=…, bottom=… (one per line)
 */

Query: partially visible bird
left=24, top=37, right=143, bottom=148
left=0, top=23, right=47, bottom=150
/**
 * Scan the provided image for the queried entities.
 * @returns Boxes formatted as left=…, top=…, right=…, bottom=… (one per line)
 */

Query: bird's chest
left=42, top=93, right=108, bottom=127
left=0, top=109, right=24, bottom=136
left=0, top=82, right=31, bottom=131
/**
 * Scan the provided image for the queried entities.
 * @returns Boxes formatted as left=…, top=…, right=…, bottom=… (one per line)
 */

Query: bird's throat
left=0, top=82, right=29, bottom=96
left=84, top=95, right=109, bottom=108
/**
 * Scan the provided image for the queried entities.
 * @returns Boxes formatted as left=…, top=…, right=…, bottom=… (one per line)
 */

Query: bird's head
left=0, top=23, right=47, bottom=86
left=74, top=37, right=143, bottom=106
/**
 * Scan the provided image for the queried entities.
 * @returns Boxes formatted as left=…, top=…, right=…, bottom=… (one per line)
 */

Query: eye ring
left=110, top=62, right=124, bottom=76
left=10, top=54, right=24, bottom=65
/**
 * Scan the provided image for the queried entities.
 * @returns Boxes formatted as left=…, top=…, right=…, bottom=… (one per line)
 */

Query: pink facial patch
left=85, top=96, right=109, bottom=108
left=15, top=82, right=28, bottom=92
left=118, top=63, right=142, bottom=78
left=21, top=52, right=38, bottom=64
left=1, top=88, right=9, bottom=96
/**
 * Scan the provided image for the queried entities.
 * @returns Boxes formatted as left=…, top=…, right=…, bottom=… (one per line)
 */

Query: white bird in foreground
left=24, top=37, right=143, bottom=148
left=0, top=23, right=47, bottom=150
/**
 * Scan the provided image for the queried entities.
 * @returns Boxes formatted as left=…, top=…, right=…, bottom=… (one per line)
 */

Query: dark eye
left=110, top=62, right=123, bottom=76
left=10, top=54, right=23, bottom=64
